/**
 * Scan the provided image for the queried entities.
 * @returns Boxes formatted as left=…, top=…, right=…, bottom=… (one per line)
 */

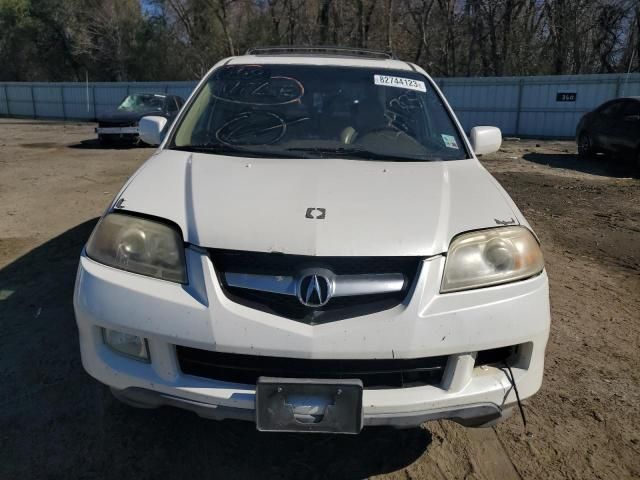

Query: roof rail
left=245, top=46, right=395, bottom=60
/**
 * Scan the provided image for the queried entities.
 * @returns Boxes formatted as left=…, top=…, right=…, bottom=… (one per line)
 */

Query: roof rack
left=245, top=46, right=395, bottom=60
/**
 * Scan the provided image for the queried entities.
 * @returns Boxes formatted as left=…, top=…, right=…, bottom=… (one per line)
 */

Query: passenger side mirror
left=469, top=126, right=502, bottom=156
left=139, top=116, right=168, bottom=146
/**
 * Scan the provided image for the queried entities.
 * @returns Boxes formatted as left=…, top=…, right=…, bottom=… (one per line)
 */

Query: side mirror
left=139, top=116, right=168, bottom=146
left=469, top=126, right=502, bottom=156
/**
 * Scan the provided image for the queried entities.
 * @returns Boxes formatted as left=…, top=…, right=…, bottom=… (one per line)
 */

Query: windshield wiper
left=170, top=143, right=427, bottom=161
left=170, top=143, right=304, bottom=158
left=285, top=147, right=424, bottom=162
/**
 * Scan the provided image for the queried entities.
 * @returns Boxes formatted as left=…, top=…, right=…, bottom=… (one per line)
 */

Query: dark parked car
left=96, top=93, right=185, bottom=144
left=576, top=97, right=640, bottom=167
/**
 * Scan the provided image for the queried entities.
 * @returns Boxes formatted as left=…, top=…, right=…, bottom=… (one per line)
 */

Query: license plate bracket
left=256, top=377, right=363, bottom=434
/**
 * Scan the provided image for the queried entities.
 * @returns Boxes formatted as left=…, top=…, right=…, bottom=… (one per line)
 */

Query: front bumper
left=111, top=386, right=512, bottom=428
left=74, top=248, right=550, bottom=428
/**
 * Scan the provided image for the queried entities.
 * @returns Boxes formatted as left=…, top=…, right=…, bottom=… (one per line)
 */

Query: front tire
left=577, top=131, right=593, bottom=158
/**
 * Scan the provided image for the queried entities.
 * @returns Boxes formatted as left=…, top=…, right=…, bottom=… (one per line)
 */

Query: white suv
left=74, top=47, right=550, bottom=434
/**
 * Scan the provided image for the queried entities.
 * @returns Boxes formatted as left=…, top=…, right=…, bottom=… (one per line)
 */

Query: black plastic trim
left=176, top=347, right=447, bottom=389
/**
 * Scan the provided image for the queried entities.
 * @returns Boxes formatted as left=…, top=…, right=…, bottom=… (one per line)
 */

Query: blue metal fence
left=437, top=73, right=640, bottom=137
left=1, top=73, right=639, bottom=138
left=0, top=81, right=196, bottom=121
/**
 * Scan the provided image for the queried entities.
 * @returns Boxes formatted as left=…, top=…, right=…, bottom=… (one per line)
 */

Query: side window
left=176, top=97, right=184, bottom=108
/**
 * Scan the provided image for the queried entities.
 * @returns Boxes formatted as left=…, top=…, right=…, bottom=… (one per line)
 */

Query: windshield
left=118, top=94, right=166, bottom=112
left=170, top=64, right=468, bottom=161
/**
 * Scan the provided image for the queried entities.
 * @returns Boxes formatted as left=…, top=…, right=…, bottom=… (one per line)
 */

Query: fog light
left=102, top=328, right=149, bottom=362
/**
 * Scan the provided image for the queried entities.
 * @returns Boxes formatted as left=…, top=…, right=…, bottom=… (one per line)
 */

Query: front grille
left=177, top=346, right=447, bottom=389
left=208, top=249, right=423, bottom=324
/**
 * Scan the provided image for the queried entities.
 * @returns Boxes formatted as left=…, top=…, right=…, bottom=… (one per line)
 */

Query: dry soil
left=0, top=120, right=638, bottom=479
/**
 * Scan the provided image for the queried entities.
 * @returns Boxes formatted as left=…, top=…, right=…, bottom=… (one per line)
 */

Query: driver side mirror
left=470, top=126, right=502, bottom=156
left=139, top=116, right=168, bottom=146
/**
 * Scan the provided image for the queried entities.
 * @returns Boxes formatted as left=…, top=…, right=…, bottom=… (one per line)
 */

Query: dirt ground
left=0, top=119, right=638, bottom=480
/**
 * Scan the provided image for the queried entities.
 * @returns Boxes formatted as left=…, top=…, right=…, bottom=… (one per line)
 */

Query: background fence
left=437, top=73, right=640, bottom=137
left=1, top=73, right=639, bottom=138
left=0, top=81, right=196, bottom=123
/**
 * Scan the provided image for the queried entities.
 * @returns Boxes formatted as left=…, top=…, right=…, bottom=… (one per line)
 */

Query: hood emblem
left=305, top=207, right=326, bottom=220
left=297, top=273, right=332, bottom=307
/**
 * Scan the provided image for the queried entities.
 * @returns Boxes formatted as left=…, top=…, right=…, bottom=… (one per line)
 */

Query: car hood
left=97, top=109, right=162, bottom=124
left=114, top=150, right=520, bottom=256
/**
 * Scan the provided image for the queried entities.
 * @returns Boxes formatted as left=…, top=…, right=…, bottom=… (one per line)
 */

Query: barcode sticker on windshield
left=374, top=75, right=426, bottom=92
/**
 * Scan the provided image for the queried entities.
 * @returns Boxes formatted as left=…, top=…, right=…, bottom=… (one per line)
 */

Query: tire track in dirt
left=467, top=428, right=522, bottom=479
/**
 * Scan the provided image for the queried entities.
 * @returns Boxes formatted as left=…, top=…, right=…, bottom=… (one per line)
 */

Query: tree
left=0, top=0, right=638, bottom=81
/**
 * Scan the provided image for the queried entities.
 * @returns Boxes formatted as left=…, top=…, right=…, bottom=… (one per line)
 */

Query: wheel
left=577, top=131, right=593, bottom=158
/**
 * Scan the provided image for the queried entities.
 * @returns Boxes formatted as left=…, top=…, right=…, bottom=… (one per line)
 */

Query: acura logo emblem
left=297, top=273, right=332, bottom=307
left=305, top=207, right=326, bottom=220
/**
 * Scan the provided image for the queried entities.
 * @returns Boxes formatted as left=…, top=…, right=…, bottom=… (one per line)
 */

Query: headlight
left=441, top=226, right=544, bottom=293
left=86, top=213, right=186, bottom=283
